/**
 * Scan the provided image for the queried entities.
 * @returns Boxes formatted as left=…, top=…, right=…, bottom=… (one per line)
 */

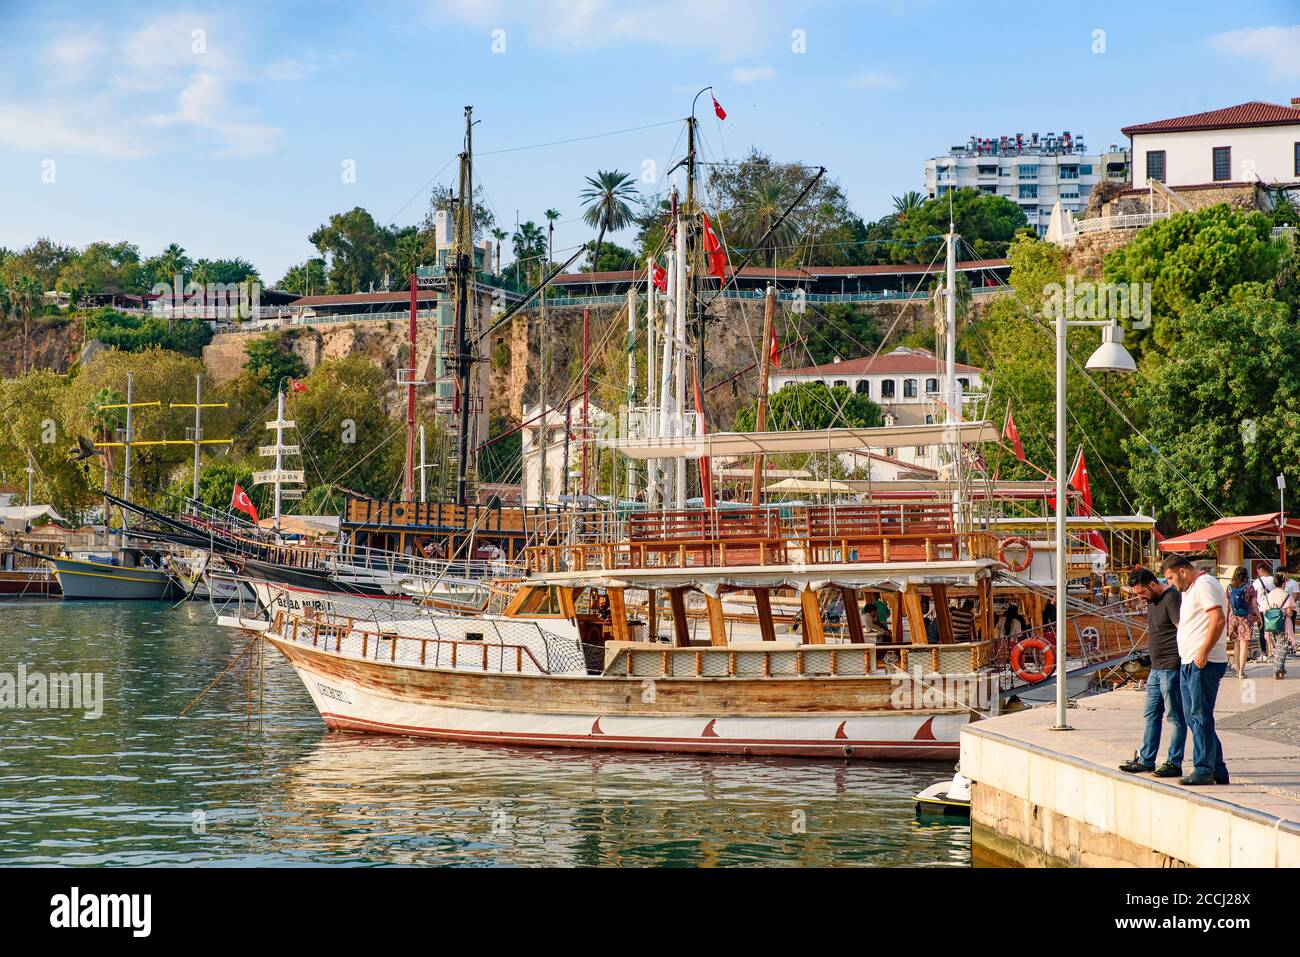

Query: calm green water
left=0, top=600, right=970, bottom=866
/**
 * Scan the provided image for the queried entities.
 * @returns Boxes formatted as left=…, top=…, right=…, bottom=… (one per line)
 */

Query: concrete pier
left=961, top=668, right=1300, bottom=867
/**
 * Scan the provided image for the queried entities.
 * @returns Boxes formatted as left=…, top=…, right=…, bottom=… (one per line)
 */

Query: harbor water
left=0, top=600, right=970, bottom=866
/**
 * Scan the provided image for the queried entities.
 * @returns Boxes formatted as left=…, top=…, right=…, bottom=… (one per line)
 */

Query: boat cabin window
left=518, top=585, right=565, bottom=617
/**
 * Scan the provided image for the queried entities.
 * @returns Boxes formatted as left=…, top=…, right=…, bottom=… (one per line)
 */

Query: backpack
left=1229, top=584, right=1251, bottom=618
left=1262, top=594, right=1286, bottom=633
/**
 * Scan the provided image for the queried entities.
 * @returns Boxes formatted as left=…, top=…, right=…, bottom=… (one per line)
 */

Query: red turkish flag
left=700, top=212, right=728, bottom=281
left=712, top=93, right=726, bottom=121
left=1070, top=450, right=1094, bottom=513
left=230, top=483, right=259, bottom=523
left=652, top=261, right=667, bottom=292
left=1002, top=398, right=1025, bottom=462
left=769, top=323, right=781, bottom=370
left=290, top=378, right=307, bottom=392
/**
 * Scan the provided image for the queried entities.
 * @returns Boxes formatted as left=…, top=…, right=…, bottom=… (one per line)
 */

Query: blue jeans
left=1139, top=668, right=1185, bottom=767
left=1179, top=661, right=1229, bottom=779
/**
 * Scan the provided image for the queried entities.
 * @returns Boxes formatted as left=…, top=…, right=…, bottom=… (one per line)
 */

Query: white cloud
left=1208, top=25, right=1300, bottom=79
left=149, top=73, right=283, bottom=158
left=844, top=72, right=900, bottom=90
left=731, top=64, right=776, bottom=84
left=0, top=11, right=284, bottom=159
left=425, top=0, right=785, bottom=61
left=0, top=104, right=149, bottom=159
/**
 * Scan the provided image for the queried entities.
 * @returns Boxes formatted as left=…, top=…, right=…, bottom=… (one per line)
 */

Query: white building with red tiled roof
left=770, top=346, right=984, bottom=474
left=1122, top=99, right=1300, bottom=190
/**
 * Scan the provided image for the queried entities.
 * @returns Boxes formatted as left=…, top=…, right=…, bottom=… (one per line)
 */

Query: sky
left=1, top=0, right=1298, bottom=284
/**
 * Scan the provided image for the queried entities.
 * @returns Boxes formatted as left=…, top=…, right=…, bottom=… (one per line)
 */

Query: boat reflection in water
left=272, top=734, right=970, bottom=867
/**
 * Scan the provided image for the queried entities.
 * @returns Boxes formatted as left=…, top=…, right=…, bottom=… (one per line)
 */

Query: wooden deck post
left=800, top=588, right=825, bottom=644
left=886, top=591, right=904, bottom=644
left=608, top=587, right=629, bottom=643
left=705, top=593, right=728, bottom=647
left=646, top=588, right=658, bottom=641
left=931, top=583, right=955, bottom=644
left=901, top=587, right=928, bottom=646
left=841, top=587, right=864, bottom=644
left=754, top=587, right=777, bottom=642
left=669, top=588, right=691, bottom=647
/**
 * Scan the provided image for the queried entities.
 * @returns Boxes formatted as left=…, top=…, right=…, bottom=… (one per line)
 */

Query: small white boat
left=915, top=768, right=971, bottom=818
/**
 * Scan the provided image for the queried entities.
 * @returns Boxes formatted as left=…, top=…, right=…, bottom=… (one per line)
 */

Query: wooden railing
left=274, top=610, right=554, bottom=674
left=524, top=502, right=1000, bottom=572
left=606, top=639, right=996, bottom=678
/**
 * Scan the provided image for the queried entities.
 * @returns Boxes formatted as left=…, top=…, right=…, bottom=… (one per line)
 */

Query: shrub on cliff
left=81, top=307, right=213, bottom=356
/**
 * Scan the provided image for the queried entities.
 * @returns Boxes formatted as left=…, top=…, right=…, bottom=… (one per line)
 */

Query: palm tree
left=734, top=178, right=797, bottom=267
left=543, top=209, right=560, bottom=264
left=13, top=276, right=43, bottom=373
left=511, top=222, right=546, bottom=284
left=892, top=191, right=925, bottom=222
left=579, top=171, right=638, bottom=274
left=490, top=227, right=507, bottom=275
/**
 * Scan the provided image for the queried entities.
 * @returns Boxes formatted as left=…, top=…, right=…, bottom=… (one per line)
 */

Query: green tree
left=709, top=149, right=858, bottom=268
left=288, top=355, right=401, bottom=498
left=191, top=257, right=261, bottom=286
left=800, top=304, right=884, bottom=366
left=511, top=222, right=547, bottom=284
left=12, top=275, right=43, bottom=373
left=890, top=188, right=1027, bottom=264
left=277, top=258, right=327, bottom=295
left=55, top=241, right=145, bottom=296
left=478, top=414, right=522, bottom=485
left=1124, top=292, right=1300, bottom=527
left=490, top=227, right=507, bottom=275
left=310, top=207, right=393, bottom=293
left=0, top=371, right=99, bottom=517
left=583, top=240, right=637, bottom=274
left=892, top=191, right=925, bottom=222
left=0, top=238, right=75, bottom=289
left=1102, top=205, right=1290, bottom=359
left=243, top=333, right=308, bottom=394
left=142, top=243, right=193, bottom=287
left=733, top=380, right=883, bottom=432
left=579, top=170, right=638, bottom=275
left=191, top=459, right=268, bottom=517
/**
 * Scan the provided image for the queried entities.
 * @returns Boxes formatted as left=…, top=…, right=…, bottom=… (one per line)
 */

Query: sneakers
left=1215, top=771, right=1231, bottom=785
left=1275, top=671, right=1287, bottom=679
left=1119, top=754, right=1155, bottom=773
left=1153, top=762, right=1183, bottom=778
left=1179, top=770, right=1215, bottom=786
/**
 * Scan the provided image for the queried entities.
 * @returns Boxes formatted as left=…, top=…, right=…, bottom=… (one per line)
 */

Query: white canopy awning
left=0, top=505, right=66, bottom=528
left=602, top=421, right=1000, bottom=460
left=765, top=477, right=857, bottom=494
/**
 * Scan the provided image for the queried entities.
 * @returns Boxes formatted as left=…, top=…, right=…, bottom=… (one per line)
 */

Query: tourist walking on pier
left=1226, top=566, right=1259, bottom=676
left=1120, top=568, right=1185, bottom=778
left=1161, top=555, right=1230, bottom=786
left=1263, top=572, right=1295, bottom=679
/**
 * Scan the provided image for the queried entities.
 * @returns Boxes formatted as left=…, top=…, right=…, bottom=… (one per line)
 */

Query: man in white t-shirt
left=1160, top=555, right=1229, bottom=786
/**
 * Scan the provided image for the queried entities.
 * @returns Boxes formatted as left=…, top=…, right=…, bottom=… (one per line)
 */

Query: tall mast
left=626, top=283, right=637, bottom=501
left=645, top=255, right=658, bottom=503
left=454, top=105, right=475, bottom=507
left=403, top=272, right=418, bottom=500
left=123, top=373, right=133, bottom=530
left=673, top=199, right=687, bottom=510
left=539, top=217, right=552, bottom=506
left=750, top=285, right=777, bottom=506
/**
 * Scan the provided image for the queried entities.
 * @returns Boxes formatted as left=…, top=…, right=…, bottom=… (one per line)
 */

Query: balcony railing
left=1075, top=211, right=1172, bottom=235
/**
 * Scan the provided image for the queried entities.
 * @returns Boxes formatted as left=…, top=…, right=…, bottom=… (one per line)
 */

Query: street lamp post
left=1051, top=318, right=1135, bottom=731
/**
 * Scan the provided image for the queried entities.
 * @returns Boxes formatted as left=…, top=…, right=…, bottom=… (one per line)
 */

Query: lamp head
left=1085, top=322, right=1136, bottom=373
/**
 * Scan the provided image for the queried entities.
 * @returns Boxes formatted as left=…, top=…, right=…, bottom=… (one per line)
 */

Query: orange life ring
left=1011, top=636, right=1056, bottom=683
left=998, top=536, right=1033, bottom=572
